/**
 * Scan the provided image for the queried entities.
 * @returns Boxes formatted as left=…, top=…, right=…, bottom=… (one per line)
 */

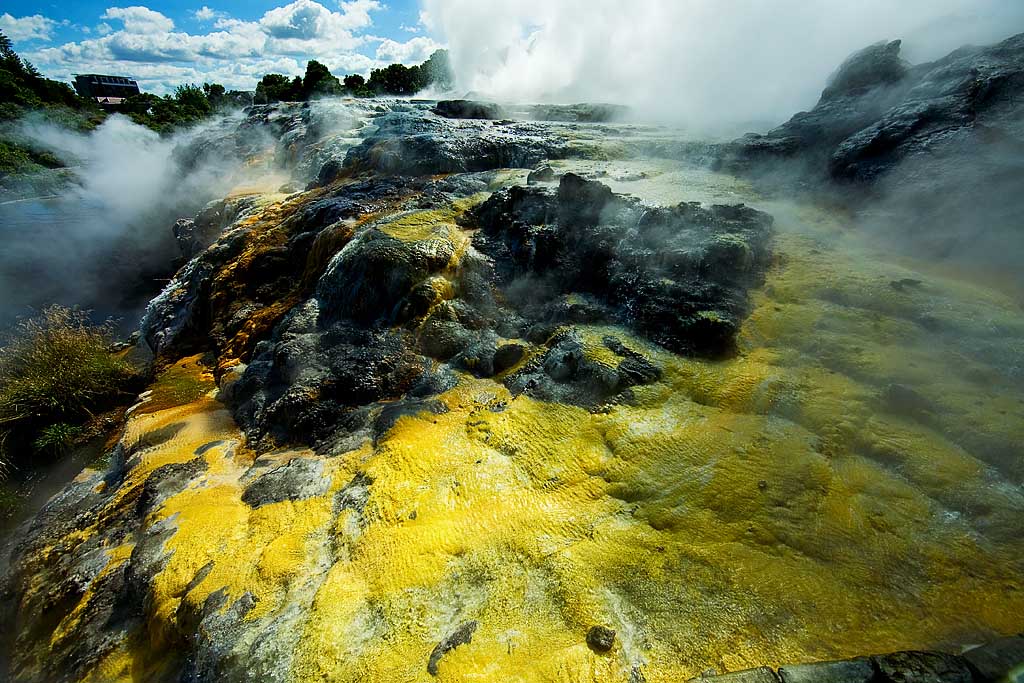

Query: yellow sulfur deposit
left=24, top=169, right=1024, bottom=683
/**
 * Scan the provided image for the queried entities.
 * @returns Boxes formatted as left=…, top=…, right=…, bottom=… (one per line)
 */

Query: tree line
left=254, top=49, right=452, bottom=103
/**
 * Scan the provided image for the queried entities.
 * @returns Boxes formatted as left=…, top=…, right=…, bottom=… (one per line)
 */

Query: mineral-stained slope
left=2, top=85, right=1023, bottom=683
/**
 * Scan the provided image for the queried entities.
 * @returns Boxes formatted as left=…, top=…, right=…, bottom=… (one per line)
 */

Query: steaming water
left=0, top=197, right=169, bottom=331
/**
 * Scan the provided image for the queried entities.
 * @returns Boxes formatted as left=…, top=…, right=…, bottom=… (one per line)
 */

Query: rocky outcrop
left=719, top=32, right=1024, bottom=183
left=225, top=172, right=771, bottom=449
left=473, top=173, right=774, bottom=356
left=342, top=110, right=576, bottom=175
left=434, top=99, right=507, bottom=120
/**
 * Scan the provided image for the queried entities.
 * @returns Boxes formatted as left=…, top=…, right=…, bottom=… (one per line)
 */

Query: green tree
left=368, top=63, right=423, bottom=95
left=255, top=73, right=293, bottom=104
left=343, top=73, right=365, bottom=91
left=301, top=60, right=342, bottom=99
left=203, top=82, right=226, bottom=109
left=174, top=83, right=212, bottom=115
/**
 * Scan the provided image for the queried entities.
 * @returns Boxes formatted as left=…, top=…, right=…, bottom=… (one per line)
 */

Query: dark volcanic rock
left=718, top=32, right=1024, bottom=279
left=586, top=625, right=616, bottom=652
left=777, top=658, right=875, bottom=683
left=434, top=99, right=507, bottom=120
left=316, top=225, right=459, bottom=326
left=241, top=457, right=330, bottom=508
left=226, top=173, right=770, bottom=445
left=721, top=33, right=1024, bottom=184
left=427, top=621, right=478, bottom=675
left=962, top=636, right=1024, bottom=682
left=504, top=330, right=661, bottom=407
left=822, top=40, right=909, bottom=101
left=343, top=111, right=574, bottom=175
left=473, top=173, right=774, bottom=356
left=872, top=651, right=973, bottom=683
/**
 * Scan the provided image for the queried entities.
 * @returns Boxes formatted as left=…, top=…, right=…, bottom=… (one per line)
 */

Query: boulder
left=473, top=174, right=773, bottom=356
left=527, top=165, right=556, bottom=184
left=434, top=99, right=507, bottom=120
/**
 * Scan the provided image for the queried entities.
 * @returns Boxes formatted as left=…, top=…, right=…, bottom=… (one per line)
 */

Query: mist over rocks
left=472, top=173, right=774, bottom=357
left=6, top=26, right=1024, bottom=681
left=341, top=110, right=576, bottom=176
left=719, top=31, right=1024, bottom=280
left=721, top=32, right=1024, bottom=183
left=225, top=168, right=771, bottom=450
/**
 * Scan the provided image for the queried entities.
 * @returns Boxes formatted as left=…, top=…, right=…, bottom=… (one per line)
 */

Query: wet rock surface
left=6, top=60, right=1024, bottom=683
left=473, top=173, right=773, bottom=356
left=223, top=169, right=769, bottom=447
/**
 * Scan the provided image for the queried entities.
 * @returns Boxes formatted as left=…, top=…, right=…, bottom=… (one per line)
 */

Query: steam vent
left=1, top=21, right=1024, bottom=683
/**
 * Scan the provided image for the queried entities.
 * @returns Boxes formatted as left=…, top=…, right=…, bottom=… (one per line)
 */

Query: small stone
left=962, top=636, right=1024, bottom=682
left=527, top=165, right=555, bottom=184
left=427, top=621, right=478, bottom=676
left=586, top=625, right=616, bottom=652
left=873, top=651, right=972, bottom=683
left=778, top=658, right=874, bottom=683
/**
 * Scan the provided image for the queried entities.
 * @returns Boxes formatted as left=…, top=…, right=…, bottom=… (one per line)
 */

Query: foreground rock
left=229, top=171, right=771, bottom=450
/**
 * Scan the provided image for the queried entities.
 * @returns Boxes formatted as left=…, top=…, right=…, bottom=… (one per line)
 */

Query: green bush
left=0, top=306, right=141, bottom=476
left=32, top=422, right=83, bottom=455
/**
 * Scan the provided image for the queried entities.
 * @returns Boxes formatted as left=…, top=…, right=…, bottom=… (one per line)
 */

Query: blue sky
left=0, top=1, right=442, bottom=93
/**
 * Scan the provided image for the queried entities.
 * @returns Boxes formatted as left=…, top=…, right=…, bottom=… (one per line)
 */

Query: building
left=73, top=74, right=140, bottom=106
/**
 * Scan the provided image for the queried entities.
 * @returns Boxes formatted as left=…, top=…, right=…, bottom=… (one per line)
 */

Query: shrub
left=0, top=306, right=141, bottom=476
left=32, top=422, right=83, bottom=455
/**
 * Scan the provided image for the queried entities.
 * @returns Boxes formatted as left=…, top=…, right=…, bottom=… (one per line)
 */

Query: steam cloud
left=424, top=0, right=1024, bottom=132
left=0, top=113, right=261, bottom=331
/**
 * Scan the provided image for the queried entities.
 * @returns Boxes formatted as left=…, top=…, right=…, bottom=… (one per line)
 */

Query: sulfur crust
left=26, top=183, right=1024, bottom=683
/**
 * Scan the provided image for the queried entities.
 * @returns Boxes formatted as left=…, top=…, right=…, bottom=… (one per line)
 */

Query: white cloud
left=0, top=13, right=58, bottom=42
left=375, top=36, right=442, bottom=64
left=193, top=6, right=226, bottom=22
left=102, top=6, right=175, bottom=34
left=22, top=1, right=431, bottom=95
left=259, top=0, right=380, bottom=53
left=399, top=23, right=420, bottom=33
